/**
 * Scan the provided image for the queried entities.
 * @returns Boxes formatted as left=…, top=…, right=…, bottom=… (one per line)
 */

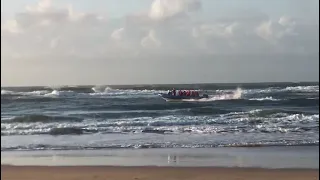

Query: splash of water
left=182, top=87, right=243, bottom=102
left=92, top=86, right=113, bottom=93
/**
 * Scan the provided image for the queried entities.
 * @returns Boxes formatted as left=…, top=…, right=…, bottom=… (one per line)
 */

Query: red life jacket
left=186, top=90, right=190, bottom=96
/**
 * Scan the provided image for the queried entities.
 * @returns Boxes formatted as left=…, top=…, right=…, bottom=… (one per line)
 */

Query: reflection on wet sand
left=1, top=146, right=318, bottom=169
left=167, top=154, right=178, bottom=165
left=167, top=154, right=245, bottom=167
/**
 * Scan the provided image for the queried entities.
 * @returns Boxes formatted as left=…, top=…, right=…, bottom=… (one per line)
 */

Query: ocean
left=1, top=82, right=319, bottom=152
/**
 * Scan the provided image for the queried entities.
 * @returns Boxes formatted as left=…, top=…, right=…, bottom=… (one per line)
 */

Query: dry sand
left=1, top=165, right=318, bottom=180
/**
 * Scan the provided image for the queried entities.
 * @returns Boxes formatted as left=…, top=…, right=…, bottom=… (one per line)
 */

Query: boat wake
left=181, top=88, right=243, bottom=102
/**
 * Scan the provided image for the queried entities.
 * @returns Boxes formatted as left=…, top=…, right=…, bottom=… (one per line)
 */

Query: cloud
left=111, top=28, right=125, bottom=41
left=141, top=29, right=161, bottom=48
left=148, top=0, right=201, bottom=20
left=1, top=0, right=319, bottom=61
left=1, top=19, right=22, bottom=34
left=25, top=0, right=52, bottom=13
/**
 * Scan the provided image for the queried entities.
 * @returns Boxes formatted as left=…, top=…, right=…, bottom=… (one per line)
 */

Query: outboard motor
left=203, top=94, right=209, bottom=98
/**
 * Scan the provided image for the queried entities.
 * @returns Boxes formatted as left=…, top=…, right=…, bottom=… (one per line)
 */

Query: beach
left=2, top=165, right=318, bottom=180
left=1, top=147, right=319, bottom=180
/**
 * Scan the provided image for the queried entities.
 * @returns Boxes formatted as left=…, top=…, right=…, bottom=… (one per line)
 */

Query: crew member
left=191, top=91, right=195, bottom=97
left=186, top=90, right=190, bottom=96
left=172, top=88, right=176, bottom=96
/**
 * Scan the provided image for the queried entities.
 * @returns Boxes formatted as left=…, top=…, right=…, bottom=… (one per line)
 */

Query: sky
left=1, top=0, right=319, bottom=86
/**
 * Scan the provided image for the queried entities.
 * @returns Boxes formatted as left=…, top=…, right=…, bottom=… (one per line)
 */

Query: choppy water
left=1, top=82, right=319, bottom=151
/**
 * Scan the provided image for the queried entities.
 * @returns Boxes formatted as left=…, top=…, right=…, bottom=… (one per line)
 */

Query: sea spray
left=183, top=87, right=243, bottom=102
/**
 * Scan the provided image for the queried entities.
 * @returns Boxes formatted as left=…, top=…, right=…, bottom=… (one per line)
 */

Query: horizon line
left=1, top=81, right=319, bottom=88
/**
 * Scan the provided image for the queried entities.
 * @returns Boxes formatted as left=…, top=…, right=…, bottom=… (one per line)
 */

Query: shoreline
left=2, top=146, right=319, bottom=169
left=2, top=165, right=318, bottom=180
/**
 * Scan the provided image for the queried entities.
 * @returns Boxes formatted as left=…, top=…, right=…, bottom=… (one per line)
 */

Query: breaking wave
left=1, top=111, right=318, bottom=136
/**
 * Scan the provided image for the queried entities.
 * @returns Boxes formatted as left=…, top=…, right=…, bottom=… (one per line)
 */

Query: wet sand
left=1, top=165, right=318, bottom=180
left=2, top=147, right=318, bottom=180
left=2, top=147, right=319, bottom=169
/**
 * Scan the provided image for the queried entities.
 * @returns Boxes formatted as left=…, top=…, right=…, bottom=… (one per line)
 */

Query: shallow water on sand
left=2, top=146, right=319, bottom=168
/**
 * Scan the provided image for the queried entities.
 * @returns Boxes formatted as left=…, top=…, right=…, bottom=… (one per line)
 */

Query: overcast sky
left=1, top=0, right=319, bottom=86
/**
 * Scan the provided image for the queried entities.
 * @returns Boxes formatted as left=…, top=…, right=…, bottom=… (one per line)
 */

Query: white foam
left=90, top=87, right=166, bottom=97
left=1, top=90, right=14, bottom=95
left=249, top=97, right=281, bottom=101
left=1, top=90, right=50, bottom=96
left=2, top=111, right=318, bottom=136
left=182, top=87, right=243, bottom=102
left=284, top=86, right=319, bottom=92
left=91, top=86, right=113, bottom=93
left=43, top=90, right=77, bottom=97
left=243, top=85, right=319, bottom=95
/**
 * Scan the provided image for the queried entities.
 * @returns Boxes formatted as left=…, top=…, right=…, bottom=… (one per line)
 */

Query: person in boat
left=178, top=90, right=182, bottom=96
left=167, top=90, right=172, bottom=96
left=186, top=90, right=191, bottom=96
left=172, top=88, right=176, bottom=96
